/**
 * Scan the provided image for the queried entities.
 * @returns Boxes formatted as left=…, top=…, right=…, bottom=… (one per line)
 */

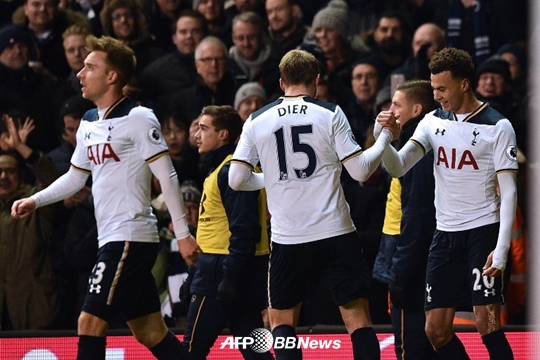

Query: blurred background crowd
left=0, top=0, right=529, bottom=331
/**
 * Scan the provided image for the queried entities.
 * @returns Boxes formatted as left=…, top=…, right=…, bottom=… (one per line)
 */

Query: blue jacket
left=373, top=116, right=436, bottom=292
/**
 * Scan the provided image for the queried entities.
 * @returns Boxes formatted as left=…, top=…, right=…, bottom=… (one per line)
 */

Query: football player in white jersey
left=229, top=49, right=400, bottom=360
left=377, top=47, right=517, bottom=360
left=11, top=36, right=199, bottom=360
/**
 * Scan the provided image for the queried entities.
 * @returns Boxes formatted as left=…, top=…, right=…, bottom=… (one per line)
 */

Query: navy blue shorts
left=268, top=232, right=371, bottom=309
left=82, top=241, right=161, bottom=323
left=425, top=222, right=503, bottom=311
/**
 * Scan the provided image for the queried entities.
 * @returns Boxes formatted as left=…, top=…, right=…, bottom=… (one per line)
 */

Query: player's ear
left=219, top=128, right=229, bottom=142
left=279, top=78, right=285, bottom=92
left=461, top=77, right=470, bottom=92
left=412, top=103, right=422, bottom=117
left=107, top=70, right=119, bottom=85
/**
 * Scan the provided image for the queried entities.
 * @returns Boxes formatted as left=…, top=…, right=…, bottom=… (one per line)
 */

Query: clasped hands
left=374, top=111, right=402, bottom=141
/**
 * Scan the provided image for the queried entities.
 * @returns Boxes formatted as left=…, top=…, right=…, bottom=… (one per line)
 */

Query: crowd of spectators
left=0, top=0, right=529, bottom=331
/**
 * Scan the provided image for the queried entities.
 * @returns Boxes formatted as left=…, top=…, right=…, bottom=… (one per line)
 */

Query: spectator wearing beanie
left=234, top=82, right=267, bottom=122
left=475, top=57, right=523, bottom=151
left=0, top=24, right=61, bottom=153
left=475, top=57, right=512, bottom=100
left=497, top=43, right=527, bottom=98
left=305, top=0, right=364, bottom=107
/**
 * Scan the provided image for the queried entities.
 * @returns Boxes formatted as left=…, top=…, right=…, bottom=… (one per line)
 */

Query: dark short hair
left=429, top=47, right=475, bottom=82
left=173, top=9, right=208, bottom=34
left=85, top=35, right=136, bottom=87
left=200, top=105, right=242, bottom=144
left=160, top=112, right=191, bottom=131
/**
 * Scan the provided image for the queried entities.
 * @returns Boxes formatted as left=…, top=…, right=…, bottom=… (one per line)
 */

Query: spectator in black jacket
left=265, top=0, right=307, bottom=60
left=228, top=11, right=280, bottom=98
left=137, top=10, right=207, bottom=113
left=144, top=0, right=191, bottom=51
left=12, top=0, right=89, bottom=79
left=169, top=36, right=237, bottom=124
left=0, top=24, right=62, bottom=153
left=57, top=25, right=90, bottom=104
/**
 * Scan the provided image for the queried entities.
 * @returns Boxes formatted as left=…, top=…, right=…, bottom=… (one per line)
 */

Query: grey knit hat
left=234, top=82, right=267, bottom=109
left=180, top=182, right=201, bottom=204
left=311, top=0, right=349, bottom=40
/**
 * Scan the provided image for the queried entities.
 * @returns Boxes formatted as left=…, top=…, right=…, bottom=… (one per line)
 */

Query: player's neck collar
left=282, top=94, right=311, bottom=98
left=100, top=96, right=129, bottom=120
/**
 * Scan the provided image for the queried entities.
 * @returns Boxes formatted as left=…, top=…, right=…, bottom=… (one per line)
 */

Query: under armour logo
left=471, top=130, right=479, bottom=146
left=85, top=133, right=91, bottom=140
left=107, top=125, right=114, bottom=141
left=484, top=289, right=496, bottom=297
left=435, top=128, right=446, bottom=136
left=89, top=284, right=101, bottom=294
left=426, top=284, right=432, bottom=302
left=200, top=193, right=206, bottom=215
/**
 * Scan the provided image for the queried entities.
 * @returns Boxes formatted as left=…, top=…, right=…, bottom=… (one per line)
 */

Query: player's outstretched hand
left=482, top=250, right=502, bottom=277
left=11, top=198, right=36, bottom=219
left=177, top=234, right=202, bottom=268
left=377, top=111, right=401, bottom=141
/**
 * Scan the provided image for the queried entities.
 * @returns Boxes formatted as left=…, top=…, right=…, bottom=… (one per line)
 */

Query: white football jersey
left=71, top=97, right=168, bottom=247
left=233, top=95, right=362, bottom=244
left=410, top=103, right=518, bottom=231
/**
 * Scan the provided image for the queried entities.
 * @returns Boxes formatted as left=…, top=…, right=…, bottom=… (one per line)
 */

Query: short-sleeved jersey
left=410, top=103, right=518, bottom=231
left=232, top=95, right=362, bottom=244
left=71, top=97, right=169, bottom=247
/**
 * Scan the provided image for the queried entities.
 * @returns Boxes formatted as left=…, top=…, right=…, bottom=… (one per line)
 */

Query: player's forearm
left=382, top=141, right=423, bottom=178
left=149, top=156, right=191, bottom=239
left=492, top=173, right=518, bottom=270
left=30, top=167, right=87, bottom=208
left=228, top=162, right=265, bottom=191
left=344, top=130, right=392, bottom=182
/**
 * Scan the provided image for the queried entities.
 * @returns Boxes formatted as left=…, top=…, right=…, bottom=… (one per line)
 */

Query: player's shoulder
left=430, top=108, right=453, bottom=121
left=107, top=97, right=143, bottom=120
left=466, top=102, right=507, bottom=126
left=250, top=97, right=284, bottom=120
left=302, top=96, right=338, bottom=112
left=82, top=108, right=98, bottom=122
left=124, top=102, right=160, bottom=129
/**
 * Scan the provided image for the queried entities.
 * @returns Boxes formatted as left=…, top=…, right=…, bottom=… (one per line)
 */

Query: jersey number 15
left=274, top=125, right=316, bottom=181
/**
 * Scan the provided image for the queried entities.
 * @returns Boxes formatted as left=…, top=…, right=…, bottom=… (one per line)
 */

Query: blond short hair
left=279, top=49, right=319, bottom=86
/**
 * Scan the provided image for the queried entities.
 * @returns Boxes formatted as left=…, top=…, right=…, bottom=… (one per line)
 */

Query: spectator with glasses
left=100, top=0, right=165, bottom=74
left=169, top=36, right=237, bottom=124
